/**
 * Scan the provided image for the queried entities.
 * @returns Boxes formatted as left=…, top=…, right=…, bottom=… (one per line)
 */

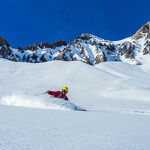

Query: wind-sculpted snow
left=0, top=94, right=80, bottom=111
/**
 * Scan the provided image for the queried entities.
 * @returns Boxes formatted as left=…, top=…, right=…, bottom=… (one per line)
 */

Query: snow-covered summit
left=0, top=22, right=150, bottom=65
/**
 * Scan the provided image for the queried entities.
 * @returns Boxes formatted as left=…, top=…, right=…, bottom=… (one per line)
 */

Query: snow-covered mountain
left=0, top=22, right=150, bottom=65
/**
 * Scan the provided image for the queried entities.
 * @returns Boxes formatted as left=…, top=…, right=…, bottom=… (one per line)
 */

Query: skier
left=46, top=87, right=69, bottom=101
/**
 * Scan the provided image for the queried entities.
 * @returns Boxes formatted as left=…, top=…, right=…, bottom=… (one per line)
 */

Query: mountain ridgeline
left=0, top=22, right=150, bottom=66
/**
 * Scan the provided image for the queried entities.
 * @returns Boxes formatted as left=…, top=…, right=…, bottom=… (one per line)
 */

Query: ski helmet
left=62, top=87, right=69, bottom=92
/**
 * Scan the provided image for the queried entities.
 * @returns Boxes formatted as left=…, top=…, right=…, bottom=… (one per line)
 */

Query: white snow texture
left=0, top=58, right=150, bottom=150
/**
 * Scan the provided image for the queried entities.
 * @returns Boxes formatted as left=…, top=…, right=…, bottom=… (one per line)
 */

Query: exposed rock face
left=76, top=43, right=82, bottom=50
left=23, top=40, right=67, bottom=51
left=118, top=42, right=135, bottom=59
left=80, top=33, right=91, bottom=40
left=50, top=40, right=67, bottom=48
left=0, top=46, right=9, bottom=57
left=39, top=41, right=45, bottom=48
left=24, top=43, right=38, bottom=51
left=1, top=22, right=150, bottom=65
left=31, top=53, right=38, bottom=62
left=38, top=40, right=67, bottom=49
left=40, top=54, right=47, bottom=62
left=0, top=37, right=10, bottom=47
left=132, top=22, right=150, bottom=40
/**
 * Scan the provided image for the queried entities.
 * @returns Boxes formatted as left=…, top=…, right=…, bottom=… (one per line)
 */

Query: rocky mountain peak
left=132, top=22, right=150, bottom=40
left=75, top=33, right=92, bottom=41
left=22, top=40, right=67, bottom=51
left=0, top=36, right=10, bottom=47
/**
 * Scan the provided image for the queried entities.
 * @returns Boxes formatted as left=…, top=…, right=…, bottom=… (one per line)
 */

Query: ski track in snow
left=86, top=105, right=150, bottom=116
left=0, top=94, right=150, bottom=116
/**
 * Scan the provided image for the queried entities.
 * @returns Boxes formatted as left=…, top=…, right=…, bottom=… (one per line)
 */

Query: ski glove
left=46, top=90, right=51, bottom=94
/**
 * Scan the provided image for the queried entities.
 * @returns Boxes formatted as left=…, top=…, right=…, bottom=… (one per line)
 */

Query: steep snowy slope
left=0, top=59, right=150, bottom=150
left=0, top=59, right=150, bottom=104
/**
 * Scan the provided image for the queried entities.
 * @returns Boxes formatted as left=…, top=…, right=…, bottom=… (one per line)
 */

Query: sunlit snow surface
left=0, top=59, right=150, bottom=150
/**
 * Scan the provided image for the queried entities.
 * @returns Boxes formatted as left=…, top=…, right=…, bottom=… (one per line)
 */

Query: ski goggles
left=62, top=90, right=68, bottom=93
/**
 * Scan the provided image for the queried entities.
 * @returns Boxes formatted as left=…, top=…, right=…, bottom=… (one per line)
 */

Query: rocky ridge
left=0, top=22, right=150, bottom=65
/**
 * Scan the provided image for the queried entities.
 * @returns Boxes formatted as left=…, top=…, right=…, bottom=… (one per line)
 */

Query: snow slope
left=0, top=59, right=150, bottom=150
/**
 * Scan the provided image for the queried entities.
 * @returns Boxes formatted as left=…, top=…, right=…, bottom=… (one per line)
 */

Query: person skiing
left=46, top=87, right=69, bottom=101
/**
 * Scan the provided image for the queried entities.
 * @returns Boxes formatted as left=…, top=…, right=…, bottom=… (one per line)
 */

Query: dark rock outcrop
left=49, top=40, right=67, bottom=49
left=132, top=22, right=150, bottom=40
left=40, top=54, right=47, bottom=62
left=118, top=42, right=135, bottom=59
left=0, top=36, right=10, bottom=47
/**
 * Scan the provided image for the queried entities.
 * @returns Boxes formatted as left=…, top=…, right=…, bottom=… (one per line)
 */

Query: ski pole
left=34, top=92, right=47, bottom=96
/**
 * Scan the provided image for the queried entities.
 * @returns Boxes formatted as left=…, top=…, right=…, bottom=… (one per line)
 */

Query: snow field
left=0, top=59, right=150, bottom=150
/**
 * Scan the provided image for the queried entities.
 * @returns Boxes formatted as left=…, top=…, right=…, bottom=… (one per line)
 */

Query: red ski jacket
left=48, top=91, right=69, bottom=101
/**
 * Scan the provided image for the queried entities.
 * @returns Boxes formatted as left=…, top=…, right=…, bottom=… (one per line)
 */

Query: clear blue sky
left=0, top=0, right=150, bottom=47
